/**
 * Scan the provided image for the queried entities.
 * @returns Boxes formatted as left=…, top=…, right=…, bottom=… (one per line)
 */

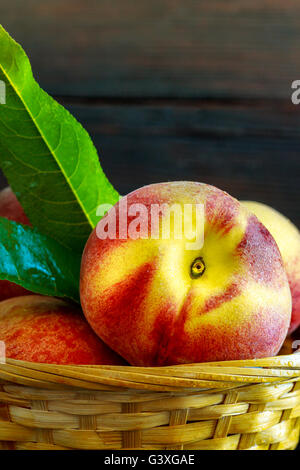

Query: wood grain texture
left=1, top=98, right=297, bottom=227
left=63, top=99, right=300, bottom=229
left=0, top=0, right=299, bottom=98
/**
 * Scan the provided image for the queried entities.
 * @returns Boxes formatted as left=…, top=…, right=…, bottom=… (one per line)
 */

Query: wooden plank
left=0, top=0, right=300, bottom=98
left=2, top=99, right=297, bottom=227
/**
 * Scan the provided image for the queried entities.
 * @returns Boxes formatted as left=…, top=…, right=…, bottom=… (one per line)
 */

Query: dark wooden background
left=0, top=0, right=299, bottom=450
left=0, top=0, right=299, bottom=228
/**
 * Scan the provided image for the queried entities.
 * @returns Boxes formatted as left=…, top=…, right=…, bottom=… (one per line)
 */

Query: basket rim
left=0, top=352, right=300, bottom=392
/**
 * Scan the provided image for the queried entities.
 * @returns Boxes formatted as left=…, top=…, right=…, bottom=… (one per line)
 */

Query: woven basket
left=0, top=340, right=300, bottom=450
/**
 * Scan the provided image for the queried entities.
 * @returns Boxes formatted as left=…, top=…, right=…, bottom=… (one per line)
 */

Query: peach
left=80, top=182, right=292, bottom=366
left=0, top=295, right=127, bottom=365
left=0, top=186, right=30, bottom=225
left=242, top=201, right=300, bottom=334
left=0, top=187, right=32, bottom=301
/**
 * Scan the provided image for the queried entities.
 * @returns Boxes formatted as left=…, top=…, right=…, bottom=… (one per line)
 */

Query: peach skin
left=0, top=187, right=32, bottom=301
left=80, top=182, right=292, bottom=366
left=0, top=295, right=127, bottom=365
left=242, top=201, right=300, bottom=334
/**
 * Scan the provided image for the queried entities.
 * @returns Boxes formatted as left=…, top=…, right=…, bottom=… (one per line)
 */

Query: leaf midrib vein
left=0, top=58, right=94, bottom=229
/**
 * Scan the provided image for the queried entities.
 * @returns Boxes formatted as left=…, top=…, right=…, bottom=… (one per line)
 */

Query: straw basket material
left=0, top=341, right=300, bottom=450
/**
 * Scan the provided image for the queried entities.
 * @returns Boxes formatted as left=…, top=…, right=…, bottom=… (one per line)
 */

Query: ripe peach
left=242, top=201, right=300, bottom=334
left=80, top=182, right=292, bottom=366
left=0, top=186, right=30, bottom=225
left=0, top=295, right=127, bottom=365
left=0, top=187, right=32, bottom=301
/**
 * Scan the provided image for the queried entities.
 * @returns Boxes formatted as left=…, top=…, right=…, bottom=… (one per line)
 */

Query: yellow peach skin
left=242, top=201, right=300, bottom=334
left=80, top=182, right=292, bottom=366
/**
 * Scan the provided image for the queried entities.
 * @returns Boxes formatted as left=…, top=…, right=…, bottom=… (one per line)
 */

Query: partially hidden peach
left=80, top=182, right=292, bottom=366
left=0, top=186, right=30, bottom=225
left=242, top=201, right=300, bottom=334
left=0, top=295, right=127, bottom=365
left=0, top=187, right=32, bottom=301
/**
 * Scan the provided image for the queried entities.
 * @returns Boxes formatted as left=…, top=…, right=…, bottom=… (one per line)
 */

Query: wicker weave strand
left=0, top=350, right=300, bottom=450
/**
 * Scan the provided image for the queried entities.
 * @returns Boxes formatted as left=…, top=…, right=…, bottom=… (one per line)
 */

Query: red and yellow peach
left=0, top=295, right=127, bottom=365
left=80, top=182, right=292, bottom=366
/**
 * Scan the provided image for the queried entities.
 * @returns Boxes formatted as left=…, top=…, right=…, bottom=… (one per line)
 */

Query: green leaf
left=0, top=217, right=81, bottom=302
left=0, top=25, right=119, bottom=253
